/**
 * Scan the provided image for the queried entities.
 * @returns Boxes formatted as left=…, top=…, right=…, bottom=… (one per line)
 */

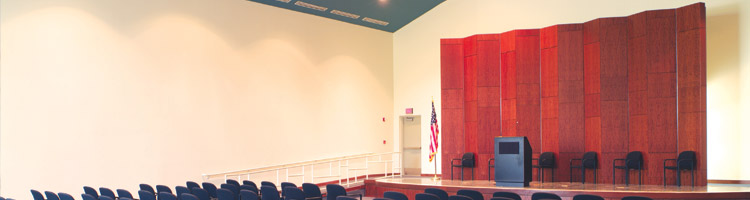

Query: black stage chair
left=456, top=190, right=482, bottom=200
left=384, top=192, right=408, bottom=200
left=620, top=196, right=652, bottom=200
left=663, top=151, right=696, bottom=187
left=530, top=192, right=561, bottom=200
left=491, top=192, right=520, bottom=200
left=415, top=193, right=440, bottom=200
left=424, top=188, right=448, bottom=200
left=488, top=158, right=495, bottom=181
left=613, top=151, right=643, bottom=185
left=570, top=151, right=598, bottom=184
left=572, top=194, right=604, bottom=200
left=532, top=152, right=556, bottom=182
left=451, top=153, right=476, bottom=180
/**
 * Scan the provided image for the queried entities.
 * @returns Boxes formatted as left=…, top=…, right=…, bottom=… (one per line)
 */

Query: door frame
left=399, top=115, right=421, bottom=176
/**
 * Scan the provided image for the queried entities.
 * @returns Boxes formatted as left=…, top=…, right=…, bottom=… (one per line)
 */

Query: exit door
left=400, top=115, right=421, bottom=176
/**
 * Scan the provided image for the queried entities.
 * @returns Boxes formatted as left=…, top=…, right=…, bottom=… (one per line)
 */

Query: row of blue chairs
left=31, top=178, right=358, bottom=200
left=377, top=188, right=655, bottom=200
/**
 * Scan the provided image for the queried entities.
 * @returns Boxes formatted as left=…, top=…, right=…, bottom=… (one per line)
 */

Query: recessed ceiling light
left=331, top=10, right=360, bottom=19
left=362, top=17, right=389, bottom=26
left=294, top=1, right=328, bottom=12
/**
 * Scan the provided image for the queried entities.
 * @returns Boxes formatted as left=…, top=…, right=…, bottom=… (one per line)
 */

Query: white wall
left=0, top=0, right=393, bottom=198
left=393, top=0, right=750, bottom=179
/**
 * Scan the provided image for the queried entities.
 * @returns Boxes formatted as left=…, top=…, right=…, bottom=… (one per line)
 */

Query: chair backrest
left=140, top=184, right=156, bottom=195
left=241, top=185, right=259, bottom=194
left=58, top=193, right=75, bottom=200
left=243, top=181, right=257, bottom=187
left=158, top=192, right=178, bottom=200
left=240, top=190, right=258, bottom=200
left=181, top=193, right=200, bottom=200
left=539, top=152, right=556, bottom=167
left=490, top=198, right=515, bottom=200
left=202, top=182, right=218, bottom=198
left=325, top=184, right=346, bottom=200
left=448, top=195, right=472, bottom=200
left=302, top=183, right=321, bottom=198
left=415, top=193, right=440, bottom=200
left=99, top=188, right=116, bottom=199
left=625, top=151, right=643, bottom=169
left=620, top=196, right=653, bottom=200
left=424, top=188, right=449, bottom=200
left=187, top=181, right=201, bottom=192
left=83, top=186, right=99, bottom=198
left=117, top=189, right=134, bottom=199
left=261, top=186, right=280, bottom=200
left=157, top=185, right=173, bottom=194
left=336, top=197, right=357, bottom=200
left=216, top=188, right=235, bottom=200
left=572, top=194, right=604, bottom=200
left=227, top=180, right=241, bottom=187
left=530, top=192, right=560, bottom=200
left=30, top=190, right=45, bottom=200
left=384, top=191, right=408, bottom=200
left=280, top=182, right=297, bottom=197
left=461, top=153, right=475, bottom=167
left=677, top=151, right=697, bottom=169
left=138, top=190, right=157, bottom=200
left=45, top=191, right=60, bottom=200
left=284, top=187, right=305, bottom=200
left=81, top=194, right=97, bottom=200
left=582, top=152, right=598, bottom=169
left=221, top=184, right=240, bottom=197
left=191, top=188, right=211, bottom=200
left=456, top=190, right=482, bottom=200
left=176, top=186, right=191, bottom=199
left=491, top=192, right=521, bottom=200
left=243, top=181, right=258, bottom=194
left=261, top=181, right=277, bottom=189
left=99, top=196, right=114, bottom=200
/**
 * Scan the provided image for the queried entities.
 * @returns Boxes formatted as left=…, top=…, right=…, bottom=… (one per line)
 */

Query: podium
left=494, top=136, right=532, bottom=187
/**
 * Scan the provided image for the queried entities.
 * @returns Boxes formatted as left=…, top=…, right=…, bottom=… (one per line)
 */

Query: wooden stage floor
left=364, top=177, right=750, bottom=200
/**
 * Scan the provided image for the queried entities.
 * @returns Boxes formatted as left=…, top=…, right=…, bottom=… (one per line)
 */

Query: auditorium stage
left=364, top=177, right=750, bottom=200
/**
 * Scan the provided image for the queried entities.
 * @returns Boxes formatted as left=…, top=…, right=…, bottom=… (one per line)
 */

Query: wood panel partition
left=440, top=3, right=706, bottom=186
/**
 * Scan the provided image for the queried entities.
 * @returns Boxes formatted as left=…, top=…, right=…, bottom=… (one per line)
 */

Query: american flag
left=429, top=100, right=439, bottom=162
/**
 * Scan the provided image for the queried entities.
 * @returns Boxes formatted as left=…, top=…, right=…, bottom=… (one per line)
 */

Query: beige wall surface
left=393, top=0, right=750, bottom=179
left=0, top=0, right=393, bottom=198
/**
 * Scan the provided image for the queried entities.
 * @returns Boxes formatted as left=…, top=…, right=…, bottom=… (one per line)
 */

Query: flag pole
left=431, top=96, right=440, bottom=181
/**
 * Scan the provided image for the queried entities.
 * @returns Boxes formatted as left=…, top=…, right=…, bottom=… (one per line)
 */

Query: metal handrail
left=202, top=152, right=403, bottom=187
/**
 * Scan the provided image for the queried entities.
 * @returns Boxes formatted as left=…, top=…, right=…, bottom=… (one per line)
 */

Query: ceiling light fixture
left=294, top=1, right=328, bottom=12
left=331, top=10, right=360, bottom=19
left=362, top=17, right=389, bottom=26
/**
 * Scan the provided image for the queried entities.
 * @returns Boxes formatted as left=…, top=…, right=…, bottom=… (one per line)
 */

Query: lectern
left=494, top=136, right=532, bottom=187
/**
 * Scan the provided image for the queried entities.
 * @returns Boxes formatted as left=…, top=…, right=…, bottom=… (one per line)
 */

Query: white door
left=401, top=115, right=421, bottom=176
